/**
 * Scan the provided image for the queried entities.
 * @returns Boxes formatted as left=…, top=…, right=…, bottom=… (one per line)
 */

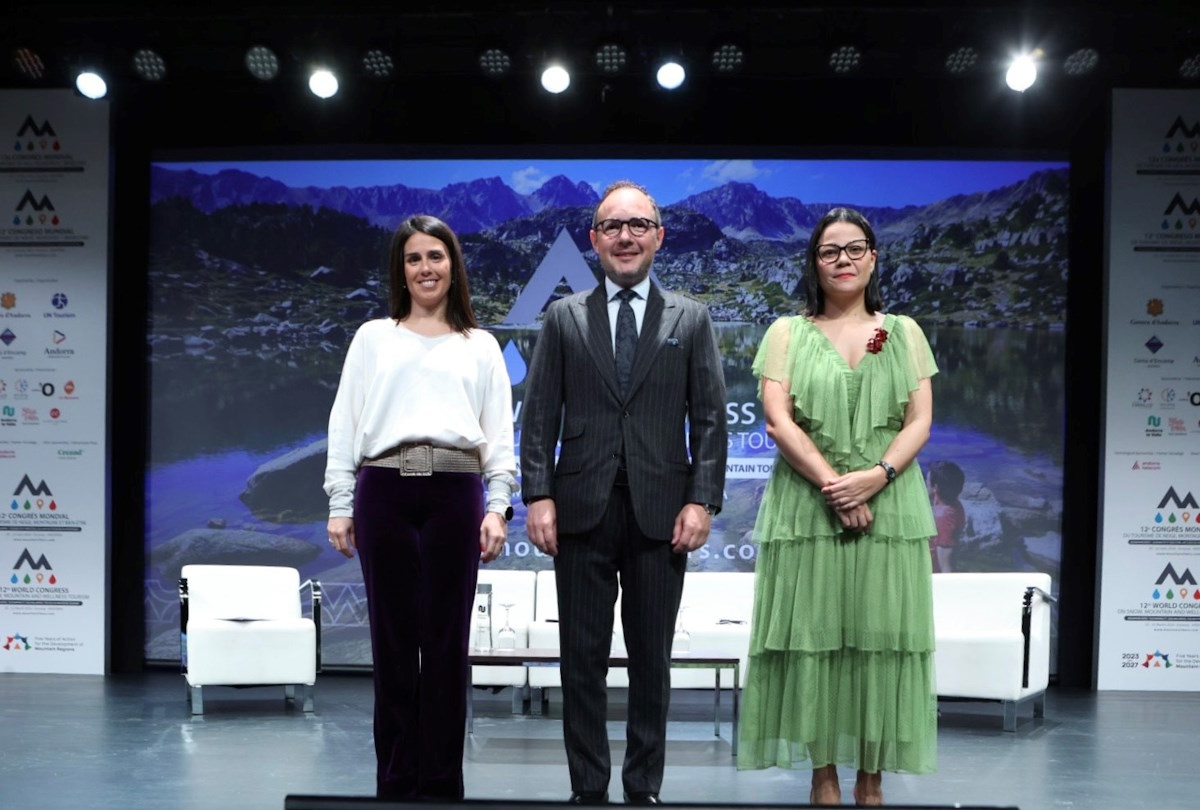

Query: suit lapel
left=572, top=285, right=622, bottom=400
left=626, top=285, right=682, bottom=398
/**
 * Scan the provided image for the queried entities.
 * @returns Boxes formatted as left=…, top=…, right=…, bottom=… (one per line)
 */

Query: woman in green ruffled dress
left=737, top=207, right=938, bottom=806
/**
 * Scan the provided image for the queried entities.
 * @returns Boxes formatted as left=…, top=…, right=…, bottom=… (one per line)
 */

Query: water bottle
left=474, top=583, right=493, bottom=652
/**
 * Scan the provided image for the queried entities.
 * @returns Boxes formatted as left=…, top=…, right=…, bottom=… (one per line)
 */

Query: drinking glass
left=496, top=601, right=517, bottom=650
left=672, top=606, right=690, bottom=653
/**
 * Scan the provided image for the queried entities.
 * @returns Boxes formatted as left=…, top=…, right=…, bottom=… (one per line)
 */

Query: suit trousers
left=554, top=483, right=686, bottom=795
left=354, top=467, right=483, bottom=801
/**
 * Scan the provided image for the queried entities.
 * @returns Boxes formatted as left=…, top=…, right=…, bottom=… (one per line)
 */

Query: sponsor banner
left=0, top=90, right=108, bottom=675
left=1100, top=89, right=1200, bottom=690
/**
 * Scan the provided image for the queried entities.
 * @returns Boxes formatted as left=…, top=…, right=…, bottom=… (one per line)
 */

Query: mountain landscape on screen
left=149, top=165, right=1068, bottom=342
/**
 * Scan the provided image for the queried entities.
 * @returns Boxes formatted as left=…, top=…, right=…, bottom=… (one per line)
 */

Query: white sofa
left=674, top=571, right=754, bottom=687
left=529, top=568, right=629, bottom=689
left=470, top=569, right=538, bottom=707
left=932, top=571, right=1056, bottom=731
left=527, top=569, right=754, bottom=695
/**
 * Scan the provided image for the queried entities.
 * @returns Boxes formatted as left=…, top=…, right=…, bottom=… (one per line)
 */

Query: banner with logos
left=1098, top=89, right=1200, bottom=689
left=0, top=90, right=109, bottom=674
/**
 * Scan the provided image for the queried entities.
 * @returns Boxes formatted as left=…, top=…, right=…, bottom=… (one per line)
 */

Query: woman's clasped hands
left=822, top=468, right=885, bottom=533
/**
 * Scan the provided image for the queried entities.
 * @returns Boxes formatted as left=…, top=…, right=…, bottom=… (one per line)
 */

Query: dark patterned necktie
left=614, top=288, right=638, bottom=396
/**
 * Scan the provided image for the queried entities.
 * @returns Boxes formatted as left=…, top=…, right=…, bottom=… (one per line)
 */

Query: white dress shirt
left=604, top=275, right=651, bottom=354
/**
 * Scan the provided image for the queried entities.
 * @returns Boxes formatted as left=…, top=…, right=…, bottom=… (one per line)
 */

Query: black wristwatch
left=701, top=503, right=720, bottom=516
left=495, top=506, right=514, bottom=521
left=875, top=459, right=897, bottom=484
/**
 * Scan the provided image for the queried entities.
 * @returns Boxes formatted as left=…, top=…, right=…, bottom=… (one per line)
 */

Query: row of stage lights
left=45, top=43, right=736, bottom=100
left=18, top=40, right=1200, bottom=101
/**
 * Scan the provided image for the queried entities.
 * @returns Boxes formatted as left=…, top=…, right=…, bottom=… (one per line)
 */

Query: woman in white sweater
left=324, top=214, right=517, bottom=801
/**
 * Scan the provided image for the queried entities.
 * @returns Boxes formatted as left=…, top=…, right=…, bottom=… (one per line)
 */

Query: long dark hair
left=387, top=215, right=477, bottom=333
left=802, top=206, right=884, bottom=316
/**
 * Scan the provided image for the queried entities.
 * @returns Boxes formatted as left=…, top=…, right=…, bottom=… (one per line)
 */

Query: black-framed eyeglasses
left=594, top=217, right=658, bottom=238
left=815, top=239, right=871, bottom=264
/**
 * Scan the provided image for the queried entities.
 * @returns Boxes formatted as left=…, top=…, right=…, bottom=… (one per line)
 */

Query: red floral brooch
left=866, top=327, right=889, bottom=354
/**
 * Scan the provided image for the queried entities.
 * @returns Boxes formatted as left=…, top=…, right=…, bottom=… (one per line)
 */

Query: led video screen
left=145, top=153, right=1068, bottom=667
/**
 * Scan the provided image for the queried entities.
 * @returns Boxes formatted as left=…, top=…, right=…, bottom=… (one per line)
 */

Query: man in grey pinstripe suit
left=521, top=180, right=728, bottom=805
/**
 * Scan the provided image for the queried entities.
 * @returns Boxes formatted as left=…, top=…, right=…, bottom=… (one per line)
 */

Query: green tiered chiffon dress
left=737, top=313, right=939, bottom=774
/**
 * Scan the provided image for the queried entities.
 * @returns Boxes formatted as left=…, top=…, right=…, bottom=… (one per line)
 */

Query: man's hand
left=670, top=503, right=712, bottom=554
left=526, top=499, right=559, bottom=557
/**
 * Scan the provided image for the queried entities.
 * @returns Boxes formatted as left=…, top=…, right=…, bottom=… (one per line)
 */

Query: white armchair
left=933, top=571, right=1056, bottom=731
left=179, top=564, right=322, bottom=715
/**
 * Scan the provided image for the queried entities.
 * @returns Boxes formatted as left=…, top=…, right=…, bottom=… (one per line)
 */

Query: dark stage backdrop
left=143, top=154, right=1068, bottom=669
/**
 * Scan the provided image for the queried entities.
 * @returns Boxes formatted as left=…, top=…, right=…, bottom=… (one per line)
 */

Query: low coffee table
left=467, top=648, right=740, bottom=756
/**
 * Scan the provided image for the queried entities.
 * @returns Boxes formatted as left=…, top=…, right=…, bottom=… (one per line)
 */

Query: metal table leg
left=713, top=667, right=721, bottom=738
left=732, top=663, right=739, bottom=757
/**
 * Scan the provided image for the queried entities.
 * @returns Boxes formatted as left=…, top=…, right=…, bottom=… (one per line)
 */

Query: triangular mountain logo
left=502, top=229, right=599, bottom=325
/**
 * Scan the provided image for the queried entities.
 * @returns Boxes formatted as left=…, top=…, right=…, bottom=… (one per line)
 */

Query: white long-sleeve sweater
left=323, top=318, right=517, bottom=518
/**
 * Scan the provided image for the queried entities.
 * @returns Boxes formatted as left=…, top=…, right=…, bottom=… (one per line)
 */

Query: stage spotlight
left=132, top=49, right=167, bottom=81
left=308, top=69, right=338, bottom=98
left=1005, top=51, right=1038, bottom=92
left=1180, top=54, right=1200, bottom=80
left=75, top=71, right=107, bottom=99
left=711, top=44, right=744, bottom=74
left=480, top=48, right=511, bottom=77
left=944, top=46, right=978, bottom=75
left=362, top=49, right=393, bottom=78
left=1062, top=47, right=1099, bottom=76
left=829, top=45, right=861, bottom=74
left=540, top=64, right=570, bottom=93
left=656, top=60, right=685, bottom=89
left=245, top=45, right=279, bottom=81
left=595, top=43, right=627, bottom=74
left=14, top=47, right=46, bottom=80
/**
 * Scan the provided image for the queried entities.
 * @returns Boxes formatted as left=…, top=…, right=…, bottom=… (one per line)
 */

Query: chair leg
left=512, top=686, right=525, bottom=715
left=284, top=684, right=296, bottom=702
left=301, top=684, right=314, bottom=713
left=1033, top=693, right=1045, bottom=719
left=1003, top=700, right=1016, bottom=732
left=190, top=686, right=204, bottom=716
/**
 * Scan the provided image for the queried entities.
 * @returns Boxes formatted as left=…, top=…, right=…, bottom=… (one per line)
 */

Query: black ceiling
left=2, top=1, right=1197, bottom=150
left=4, top=1, right=1196, bottom=87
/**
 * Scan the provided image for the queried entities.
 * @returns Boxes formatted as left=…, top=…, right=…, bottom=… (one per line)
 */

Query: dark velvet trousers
left=554, top=483, right=686, bottom=796
left=354, top=467, right=482, bottom=801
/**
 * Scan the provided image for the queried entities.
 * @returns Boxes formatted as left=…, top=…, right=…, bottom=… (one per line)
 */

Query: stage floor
left=4, top=670, right=1193, bottom=809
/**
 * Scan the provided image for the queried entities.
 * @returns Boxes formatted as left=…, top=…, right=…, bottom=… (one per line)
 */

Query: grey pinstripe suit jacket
left=520, top=283, right=728, bottom=541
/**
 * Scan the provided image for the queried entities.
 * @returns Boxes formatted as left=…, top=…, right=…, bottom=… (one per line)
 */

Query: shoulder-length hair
left=802, top=206, right=884, bottom=317
left=387, top=215, right=477, bottom=333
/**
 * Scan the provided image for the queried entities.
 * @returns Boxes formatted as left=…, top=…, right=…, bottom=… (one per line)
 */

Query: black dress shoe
left=569, top=792, right=609, bottom=805
left=623, top=792, right=662, bottom=805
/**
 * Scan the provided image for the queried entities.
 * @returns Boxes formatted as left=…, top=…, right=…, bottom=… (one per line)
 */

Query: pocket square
left=666, top=338, right=680, bottom=347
